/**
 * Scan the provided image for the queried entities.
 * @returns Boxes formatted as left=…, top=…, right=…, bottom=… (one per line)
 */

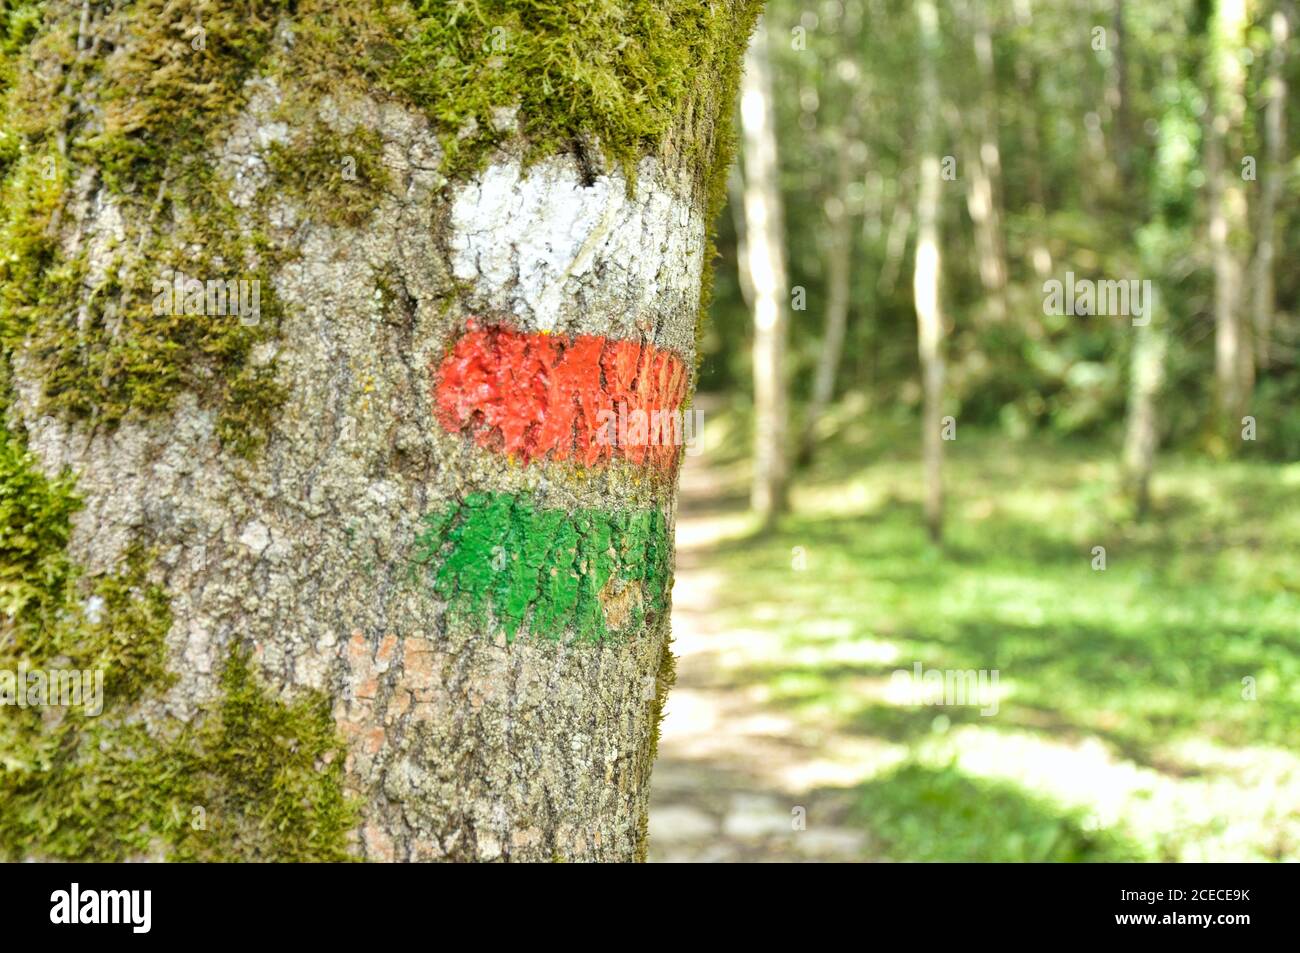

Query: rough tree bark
left=0, top=0, right=760, bottom=862
left=741, top=15, right=790, bottom=527
left=913, top=0, right=946, bottom=544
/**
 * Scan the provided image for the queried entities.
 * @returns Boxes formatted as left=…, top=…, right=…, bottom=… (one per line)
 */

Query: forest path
left=645, top=419, right=873, bottom=862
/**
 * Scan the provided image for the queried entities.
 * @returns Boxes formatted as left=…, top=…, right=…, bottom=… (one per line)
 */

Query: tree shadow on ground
left=661, top=424, right=1300, bottom=861
left=697, top=496, right=1300, bottom=768
left=845, top=761, right=1149, bottom=862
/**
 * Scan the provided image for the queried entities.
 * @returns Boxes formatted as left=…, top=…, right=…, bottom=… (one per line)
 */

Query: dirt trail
left=646, top=434, right=872, bottom=862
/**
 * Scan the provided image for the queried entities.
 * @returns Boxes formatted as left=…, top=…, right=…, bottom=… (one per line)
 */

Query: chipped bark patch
left=598, top=575, right=641, bottom=631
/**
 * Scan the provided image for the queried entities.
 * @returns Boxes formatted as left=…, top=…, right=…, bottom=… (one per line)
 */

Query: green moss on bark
left=266, top=123, right=393, bottom=227
left=75, top=0, right=291, bottom=193
left=0, top=422, right=356, bottom=861
left=388, top=0, right=761, bottom=208
left=0, top=2, right=291, bottom=455
left=1, top=0, right=760, bottom=860
left=173, top=645, right=358, bottom=862
left=390, top=1, right=703, bottom=175
left=0, top=180, right=288, bottom=456
left=0, top=640, right=358, bottom=861
left=2, top=1, right=759, bottom=447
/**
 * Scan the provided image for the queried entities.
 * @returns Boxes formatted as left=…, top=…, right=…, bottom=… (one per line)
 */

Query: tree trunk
left=741, top=16, right=790, bottom=527
left=1111, top=0, right=1136, bottom=191
left=1122, top=311, right=1168, bottom=519
left=729, top=163, right=756, bottom=311
left=960, top=0, right=1007, bottom=322
left=799, top=131, right=855, bottom=465
left=1206, top=0, right=1253, bottom=437
left=914, top=0, right=946, bottom=544
left=1251, top=5, right=1289, bottom=371
left=1015, top=56, right=1053, bottom=281
left=0, top=0, right=758, bottom=862
left=879, top=176, right=914, bottom=296
left=1114, top=0, right=1167, bottom=520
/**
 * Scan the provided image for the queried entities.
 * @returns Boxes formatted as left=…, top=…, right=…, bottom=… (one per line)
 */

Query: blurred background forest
left=647, top=0, right=1300, bottom=862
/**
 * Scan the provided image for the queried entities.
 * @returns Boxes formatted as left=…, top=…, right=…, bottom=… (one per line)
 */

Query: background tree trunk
left=913, top=0, right=946, bottom=544
left=1014, top=53, right=1053, bottom=281
left=960, top=0, right=1007, bottom=322
left=742, top=16, right=791, bottom=527
left=1111, top=0, right=1137, bottom=190
left=878, top=174, right=914, bottom=296
left=729, top=163, right=756, bottom=311
left=1206, top=0, right=1253, bottom=438
left=800, top=127, right=856, bottom=465
left=1123, top=311, right=1168, bottom=518
left=1251, top=4, right=1289, bottom=371
left=0, top=0, right=759, bottom=862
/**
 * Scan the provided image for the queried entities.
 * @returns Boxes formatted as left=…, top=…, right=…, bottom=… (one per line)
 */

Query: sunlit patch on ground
left=649, top=409, right=1299, bottom=862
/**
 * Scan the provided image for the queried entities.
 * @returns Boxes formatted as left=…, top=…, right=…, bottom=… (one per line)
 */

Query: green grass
left=853, top=762, right=1146, bottom=862
left=693, top=400, right=1300, bottom=861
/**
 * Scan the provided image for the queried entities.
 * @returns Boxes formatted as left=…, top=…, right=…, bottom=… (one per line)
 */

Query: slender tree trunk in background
left=914, top=0, right=946, bottom=544
left=1111, top=0, right=1136, bottom=190
left=1252, top=5, right=1289, bottom=371
left=1207, top=0, right=1253, bottom=438
left=961, top=131, right=1005, bottom=321
left=862, top=155, right=883, bottom=245
left=729, top=164, right=756, bottom=311
left=1015, top=56, right=1053, bottom=282
left=0, top=0, right=758, bottom=862
left=742, top=18, right=790, bottom=527
left=879, top=175, right=914, bottom=296
left=800, top=130, right=856, bottom=465
left=961, top=0, right=1007, bottom=321
left=1114, top=0, right=1167, bottom=518
left=1123, top=311, right=1168, bottom=519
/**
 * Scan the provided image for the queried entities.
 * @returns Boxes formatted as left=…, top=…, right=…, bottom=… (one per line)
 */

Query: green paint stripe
left=410, top=492, right=670, bottom=643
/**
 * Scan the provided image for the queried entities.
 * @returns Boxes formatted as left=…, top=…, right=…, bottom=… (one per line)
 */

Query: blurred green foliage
left=705, top=0, right=1300, bottom=459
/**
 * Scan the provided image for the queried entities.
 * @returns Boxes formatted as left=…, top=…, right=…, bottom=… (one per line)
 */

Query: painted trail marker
left=433, top=320, right=690, bottom=472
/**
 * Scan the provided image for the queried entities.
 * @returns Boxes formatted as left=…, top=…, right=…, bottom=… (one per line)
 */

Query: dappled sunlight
left=936, top=725, right=1300, bottom=861
left=651, top=421, right=1300, bottom=862
left=644, top=0, right=1300, bottom=868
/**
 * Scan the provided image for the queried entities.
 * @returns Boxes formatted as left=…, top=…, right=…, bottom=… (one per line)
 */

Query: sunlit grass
left=693, top=405, right=1300, bottom=861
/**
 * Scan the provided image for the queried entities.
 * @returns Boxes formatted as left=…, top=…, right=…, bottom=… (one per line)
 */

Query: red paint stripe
left=433, top=321, right=689, bottom=471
